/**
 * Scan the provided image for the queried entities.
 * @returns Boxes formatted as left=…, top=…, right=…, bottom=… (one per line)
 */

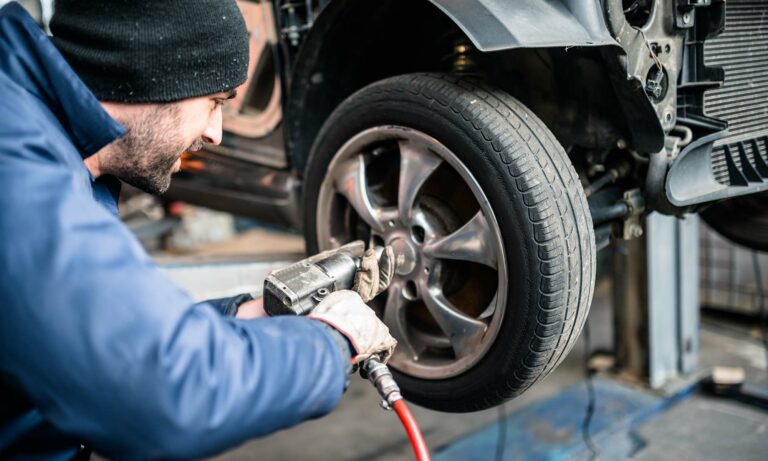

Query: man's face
left=100, top=91, right=235, bottom=195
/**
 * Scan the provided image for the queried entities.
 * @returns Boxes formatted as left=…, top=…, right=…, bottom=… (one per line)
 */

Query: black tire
left=303, top=74, right=596, bottom=412
left=701, top=192, right=768, bottom=251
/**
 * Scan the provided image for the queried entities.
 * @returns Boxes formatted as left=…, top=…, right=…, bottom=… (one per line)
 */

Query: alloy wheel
left=316, top=126, right=508, bottom=379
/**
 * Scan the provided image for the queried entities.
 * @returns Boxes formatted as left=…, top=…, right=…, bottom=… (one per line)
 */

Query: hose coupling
left=362, top=357, right=402, bottom=409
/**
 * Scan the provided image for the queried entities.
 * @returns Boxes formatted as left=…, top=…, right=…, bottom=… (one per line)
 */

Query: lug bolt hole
left=403, top=280, right=418, bottom=300
left=411, top=225, right=426, bottom=244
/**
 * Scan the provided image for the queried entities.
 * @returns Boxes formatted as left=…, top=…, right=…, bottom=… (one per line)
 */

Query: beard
left=103, top=104, right=204, bottom=195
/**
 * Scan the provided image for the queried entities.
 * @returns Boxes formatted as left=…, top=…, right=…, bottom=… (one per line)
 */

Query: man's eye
left=214, top=99, right=225, bottom=108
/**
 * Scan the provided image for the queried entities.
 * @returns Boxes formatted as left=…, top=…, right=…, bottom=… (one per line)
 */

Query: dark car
left=167, top=0, right=768, bottom=412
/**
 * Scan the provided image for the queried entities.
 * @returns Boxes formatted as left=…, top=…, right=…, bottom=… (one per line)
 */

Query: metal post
left=677, top=215, right=700, bottom=374
left=613, top=234, right=648, bottom=381
left=646, top=213, right=681, bottom=387
left=612, top=213, right=699, bottom=387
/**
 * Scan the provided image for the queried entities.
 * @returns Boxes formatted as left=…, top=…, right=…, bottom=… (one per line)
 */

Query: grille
left=704, top=0, right=768, bottom=185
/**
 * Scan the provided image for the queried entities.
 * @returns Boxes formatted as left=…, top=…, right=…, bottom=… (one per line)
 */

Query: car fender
left=429, top=0, right=617, bottom=51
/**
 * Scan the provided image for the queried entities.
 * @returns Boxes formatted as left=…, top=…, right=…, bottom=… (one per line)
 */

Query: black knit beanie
left=50, top=0, right=249, bottom=103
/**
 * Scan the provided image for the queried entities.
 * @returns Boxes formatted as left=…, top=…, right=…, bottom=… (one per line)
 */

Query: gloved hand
left=310, top=290, right=397, bottom=364
left=353, top=246, right=397, bottom=303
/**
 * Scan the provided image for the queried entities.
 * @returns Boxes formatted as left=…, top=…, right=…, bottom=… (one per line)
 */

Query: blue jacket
left=0, top=3, right=345, bottom=459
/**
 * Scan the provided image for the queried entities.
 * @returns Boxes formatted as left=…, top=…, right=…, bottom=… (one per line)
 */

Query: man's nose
left=202, top=109, right=223, bottom=145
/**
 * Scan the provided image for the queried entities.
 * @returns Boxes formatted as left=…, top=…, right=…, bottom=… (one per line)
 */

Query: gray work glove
left=310, top=290, right=397, bottom=364
left=353, top=246, right=396, bottom=303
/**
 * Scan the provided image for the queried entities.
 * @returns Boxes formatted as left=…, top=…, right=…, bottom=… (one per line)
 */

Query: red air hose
left=393, top=400, right=431, bottom=461
left=362, top=358, right=431, bottom=461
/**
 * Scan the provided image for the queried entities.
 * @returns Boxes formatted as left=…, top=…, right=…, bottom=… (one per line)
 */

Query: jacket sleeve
left=0, top=125, right=346, bottom=458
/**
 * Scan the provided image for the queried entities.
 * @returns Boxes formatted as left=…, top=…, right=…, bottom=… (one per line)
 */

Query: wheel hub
left=389, top=235, right=418, bottom=276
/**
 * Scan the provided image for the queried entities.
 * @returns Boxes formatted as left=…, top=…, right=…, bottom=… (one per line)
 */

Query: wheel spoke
left=422, top=211, right=498, bottom=268
left=398, top=140, right=442, bottom=224
left=332, top=156, right=396, bottom=233
left=421, top=285, right=487, bottom=358
left=382, top=281, right=419, bottom=359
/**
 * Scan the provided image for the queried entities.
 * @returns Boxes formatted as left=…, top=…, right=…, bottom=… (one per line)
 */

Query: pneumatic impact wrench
left=263, top=241, right=430, bottom=461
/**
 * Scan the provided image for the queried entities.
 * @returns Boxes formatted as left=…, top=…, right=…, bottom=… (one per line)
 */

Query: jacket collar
left=0, top=2, right=126, bottom=159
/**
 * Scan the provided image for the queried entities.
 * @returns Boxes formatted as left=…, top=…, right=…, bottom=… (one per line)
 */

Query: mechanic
left=0, top=0, right=397, bottom=459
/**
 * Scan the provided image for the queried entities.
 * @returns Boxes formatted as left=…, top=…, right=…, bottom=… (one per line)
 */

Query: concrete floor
left=632, top=394, right=767, bottom=461
left=153, top=224, right=767, bottom=461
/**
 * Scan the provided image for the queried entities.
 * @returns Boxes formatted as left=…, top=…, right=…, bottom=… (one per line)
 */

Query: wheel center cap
left=389, top=237, right=418, bottom=275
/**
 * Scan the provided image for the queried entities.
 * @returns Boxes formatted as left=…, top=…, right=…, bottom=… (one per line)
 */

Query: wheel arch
left=429, top=0, right=616, bottom=52
left=285, top=0, right=663, bottom=174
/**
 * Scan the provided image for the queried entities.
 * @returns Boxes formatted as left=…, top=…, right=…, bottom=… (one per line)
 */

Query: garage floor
left=153, top=224, right=767, bottom=461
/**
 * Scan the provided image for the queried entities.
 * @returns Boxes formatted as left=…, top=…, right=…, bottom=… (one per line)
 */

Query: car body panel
left=430, top=0, right=617, bottom=51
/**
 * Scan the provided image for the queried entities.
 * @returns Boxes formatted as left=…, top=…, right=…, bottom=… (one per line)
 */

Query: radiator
left=704, top=0, right=768, bottom=186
